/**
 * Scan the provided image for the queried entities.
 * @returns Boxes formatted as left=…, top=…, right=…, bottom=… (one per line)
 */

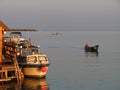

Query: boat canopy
left=10, top=32, right=22, bottom=37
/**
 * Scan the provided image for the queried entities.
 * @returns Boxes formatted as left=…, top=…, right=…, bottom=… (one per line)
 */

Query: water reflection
left=0, top=81, right=22, bottom=90
left=85, top=51, right=99, bottom=57
left=22, top=77, right=49, bottom=90
left=0, top=77, right=49, bottom=90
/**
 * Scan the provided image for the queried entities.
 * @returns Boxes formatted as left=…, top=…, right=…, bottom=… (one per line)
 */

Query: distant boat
left=4, top=31, right=50, bottom=78
left=84, top=45, right=99, bottom=52
left=51, top=32, right=62, bottom=35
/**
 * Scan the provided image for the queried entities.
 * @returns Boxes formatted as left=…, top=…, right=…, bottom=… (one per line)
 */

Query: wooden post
left=0, top=27, right=3, bottom=63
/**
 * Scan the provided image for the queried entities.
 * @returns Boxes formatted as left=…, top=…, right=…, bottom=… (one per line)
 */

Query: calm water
left=31, top=30, right=120, bottom=90
left=2, top=31, right=120, bottom=90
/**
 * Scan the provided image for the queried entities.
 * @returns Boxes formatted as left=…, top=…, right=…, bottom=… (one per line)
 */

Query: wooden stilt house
left=0, top=20, right=23, bottom=82
left=0, top=20, right=9, bottom=63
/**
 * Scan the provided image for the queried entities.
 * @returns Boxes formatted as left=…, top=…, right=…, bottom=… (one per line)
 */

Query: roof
left=0, top=20, right=9, bottom=31
left=10, top=31, right=22, bottom=35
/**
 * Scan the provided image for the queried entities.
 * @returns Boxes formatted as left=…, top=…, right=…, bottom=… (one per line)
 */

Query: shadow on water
left=0, top=81, right=22, bottom=90
left=22, top=77, right=49, bottom=90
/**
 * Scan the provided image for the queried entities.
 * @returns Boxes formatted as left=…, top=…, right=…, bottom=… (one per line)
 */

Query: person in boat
left=84, top=42, right=90, bottom=52
left=85, top=42, right=90, bottom=48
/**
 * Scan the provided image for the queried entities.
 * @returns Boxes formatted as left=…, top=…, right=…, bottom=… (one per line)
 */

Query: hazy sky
left=0, top=0, right=120, bottom=31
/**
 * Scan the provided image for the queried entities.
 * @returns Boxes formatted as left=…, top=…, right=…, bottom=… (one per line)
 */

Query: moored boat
left=18, top=54, right=49, bottom=78
left=4, top=31, right=50, bottom=78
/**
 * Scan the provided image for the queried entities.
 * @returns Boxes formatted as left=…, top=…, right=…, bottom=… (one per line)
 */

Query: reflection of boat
left=22, top=77, right=48, bottom=90
left=85, top=45, right=99, bottom=52
left=4, top=31, right=50, bottom=78
left=85, top=51, right=99, bottom=57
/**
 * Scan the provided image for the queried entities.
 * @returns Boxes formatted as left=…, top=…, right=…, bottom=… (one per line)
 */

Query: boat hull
left=20, top=64, right=48, bottom=78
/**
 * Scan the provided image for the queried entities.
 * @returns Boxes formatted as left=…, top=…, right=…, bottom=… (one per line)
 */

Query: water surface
left=3, top=31, right=120, bottom=90
left=29, top=30, right=120, bottom=90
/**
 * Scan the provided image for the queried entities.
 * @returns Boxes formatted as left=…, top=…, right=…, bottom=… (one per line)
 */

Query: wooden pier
left=0, top=65, right=21, bottom=82
left=0, top=20, right=23, bottom=82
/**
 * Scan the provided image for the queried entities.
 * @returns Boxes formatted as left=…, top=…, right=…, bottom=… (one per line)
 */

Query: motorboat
left=3, top=31, right=50, bottom=78
left=18, top=54, right=49, bottom=78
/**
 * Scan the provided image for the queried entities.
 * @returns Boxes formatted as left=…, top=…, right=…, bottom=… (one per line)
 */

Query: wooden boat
left=4, top=31, right=50, bottom=78
left=84, top=45, right=99, bottom=52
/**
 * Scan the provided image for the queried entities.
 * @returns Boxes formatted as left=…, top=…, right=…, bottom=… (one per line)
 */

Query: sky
left=0, top=0, right=120, bottom=31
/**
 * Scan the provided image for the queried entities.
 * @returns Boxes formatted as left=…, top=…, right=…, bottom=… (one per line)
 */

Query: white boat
left=18, top=54, right=49, bottom=78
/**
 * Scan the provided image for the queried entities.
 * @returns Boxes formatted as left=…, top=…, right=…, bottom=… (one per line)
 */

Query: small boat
left=51, top=32, right=62, bottom=35
left=84, top=45, right=99, bottom=52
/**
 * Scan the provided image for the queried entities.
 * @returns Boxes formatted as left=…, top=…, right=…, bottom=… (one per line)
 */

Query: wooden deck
left=0, top=65, right=17, bottom=82
left=0, top=64, right=24, bottom=82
